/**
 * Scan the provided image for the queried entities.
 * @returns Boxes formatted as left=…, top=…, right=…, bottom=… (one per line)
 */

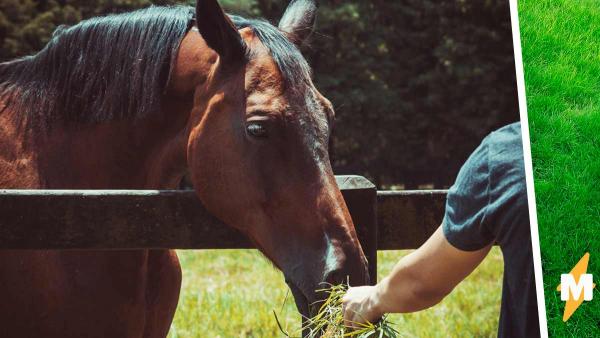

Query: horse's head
left=177, top=0, right=369, bottom=316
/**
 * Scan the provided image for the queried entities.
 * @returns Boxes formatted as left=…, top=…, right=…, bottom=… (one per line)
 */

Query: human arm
left=342, top=226, right=492, bottom=326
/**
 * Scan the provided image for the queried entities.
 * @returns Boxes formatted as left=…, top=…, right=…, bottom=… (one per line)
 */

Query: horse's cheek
left=186, top=125, right=253, bottom=228
left=186, top=128, right=219, bottom=207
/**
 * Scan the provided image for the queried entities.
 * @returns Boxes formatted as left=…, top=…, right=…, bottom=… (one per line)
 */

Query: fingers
left=342, top=297, right=351, bottom=328
left=342, top=293, right=351, bottom=327
left=341, top=288, right=366, bottom=329
left=342, top=285, right=386, bottom=331
left=341, top=291, right=354, bottom=328
left=342, top=303, right=357, bottom=329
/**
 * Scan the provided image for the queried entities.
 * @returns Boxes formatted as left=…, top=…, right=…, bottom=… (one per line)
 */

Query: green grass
left=519, top=0, right=600, bottom=335
left=168, top=248, right=502, bottom=337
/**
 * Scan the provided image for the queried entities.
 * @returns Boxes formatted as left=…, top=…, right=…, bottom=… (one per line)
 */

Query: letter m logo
left=560, top=274, right=593, bottom=301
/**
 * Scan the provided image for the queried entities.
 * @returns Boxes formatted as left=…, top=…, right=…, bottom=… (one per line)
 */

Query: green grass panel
left=520, top=0, right=600, bottom=335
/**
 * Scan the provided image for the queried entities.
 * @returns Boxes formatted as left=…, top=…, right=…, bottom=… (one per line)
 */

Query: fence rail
left=0, top=175, right=447, bottom=282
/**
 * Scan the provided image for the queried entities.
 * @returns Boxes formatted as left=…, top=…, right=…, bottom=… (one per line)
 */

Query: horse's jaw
left=286, top=280, right=309, bottom=314
left=286, top=280, right=312, bottom=336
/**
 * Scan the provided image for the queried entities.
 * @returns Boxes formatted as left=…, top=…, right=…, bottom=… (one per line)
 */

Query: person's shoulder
left=486, top=122, right=526, bottom=191
left=483, top=122, right=521, bottom=148
left=479, top=122, right=523, bottom=164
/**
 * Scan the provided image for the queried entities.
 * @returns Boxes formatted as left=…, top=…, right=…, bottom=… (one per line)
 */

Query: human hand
left=341, top=285, right=384, bottom=329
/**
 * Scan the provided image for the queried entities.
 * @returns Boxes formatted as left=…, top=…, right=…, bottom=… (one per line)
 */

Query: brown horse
left=0, top=0, right=369, bottom=337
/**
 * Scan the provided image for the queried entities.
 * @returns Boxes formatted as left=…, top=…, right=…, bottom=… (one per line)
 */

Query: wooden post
left=336, top=176, right=378, bottom=285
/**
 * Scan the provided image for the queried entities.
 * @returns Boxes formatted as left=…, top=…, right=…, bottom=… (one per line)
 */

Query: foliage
left=520, top=0, right=600, bottom=335
left=169, top=249, right=502, bottom=337
left=302, top=0, right=519, bottom=188
left=0, top=0, right=518, bottom=187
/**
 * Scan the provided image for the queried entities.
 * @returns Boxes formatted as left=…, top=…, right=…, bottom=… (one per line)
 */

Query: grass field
left=167, top=248, right=503, bottom=337
left=519, top=0, right=600, bottom=335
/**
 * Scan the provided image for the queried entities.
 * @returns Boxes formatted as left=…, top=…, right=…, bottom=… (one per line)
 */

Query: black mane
left=0, top=6, right=311, bottom=127
left=0, top=6, right=193, bottom=126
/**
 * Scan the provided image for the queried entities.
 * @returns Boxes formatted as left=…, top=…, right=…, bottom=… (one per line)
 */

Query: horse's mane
left=0, top=6, right=311, bottom=128
left=0, top=6, right=193, bottom=126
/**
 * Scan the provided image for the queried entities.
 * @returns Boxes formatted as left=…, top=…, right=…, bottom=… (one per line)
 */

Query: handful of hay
left=274, top=284, right=399, bottom=338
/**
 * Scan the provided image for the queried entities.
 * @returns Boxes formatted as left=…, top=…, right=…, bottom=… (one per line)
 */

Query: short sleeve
left=484, top=123, right=529, bottom=246
left=443, top=136, right=496, bottom=251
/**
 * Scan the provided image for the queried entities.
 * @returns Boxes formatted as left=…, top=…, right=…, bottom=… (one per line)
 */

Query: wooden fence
left=0, top=175, right=447, bottom=282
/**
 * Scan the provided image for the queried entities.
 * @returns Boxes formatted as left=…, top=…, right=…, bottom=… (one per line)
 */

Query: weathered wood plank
left=0, top=176, right=377, bottom=250
left=0, top=176, right=447, bottom=250
left=0, top=189, right=243, bottom=250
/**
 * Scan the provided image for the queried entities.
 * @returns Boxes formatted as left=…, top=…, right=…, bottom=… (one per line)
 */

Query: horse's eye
left=246, top=122, right=268, bottom=138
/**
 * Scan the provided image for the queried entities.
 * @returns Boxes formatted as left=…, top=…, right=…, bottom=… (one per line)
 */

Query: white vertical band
left=509, top=1, right=549, bottom=336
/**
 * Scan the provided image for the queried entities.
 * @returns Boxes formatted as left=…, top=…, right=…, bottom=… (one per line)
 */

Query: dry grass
left=274, top=283, right=399, bottom=338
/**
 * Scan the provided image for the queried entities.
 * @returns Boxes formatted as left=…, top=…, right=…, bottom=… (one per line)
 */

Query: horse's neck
left=0, top=97, right=191, bottom=190
left=0, top=104, right=39, bottom=188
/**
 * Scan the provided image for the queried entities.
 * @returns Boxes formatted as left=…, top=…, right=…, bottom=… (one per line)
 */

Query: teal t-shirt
left=443, top=122, right=540, bottom=338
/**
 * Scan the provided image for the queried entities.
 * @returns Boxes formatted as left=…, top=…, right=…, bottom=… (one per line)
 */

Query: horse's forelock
left=229, top=15, right=312, bottom=93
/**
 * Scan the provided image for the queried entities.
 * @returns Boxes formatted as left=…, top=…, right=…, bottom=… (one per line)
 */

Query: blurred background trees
left=0, top=0, right=518, bottom=188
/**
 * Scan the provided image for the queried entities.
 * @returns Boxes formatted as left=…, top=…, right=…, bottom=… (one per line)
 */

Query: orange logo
left=556, top=253, right=595, bottom=322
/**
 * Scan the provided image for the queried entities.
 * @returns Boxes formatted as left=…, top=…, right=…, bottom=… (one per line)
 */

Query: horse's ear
left=278, top=0, right=318, bottom=46
left=195, top=0, right=245, bottom=66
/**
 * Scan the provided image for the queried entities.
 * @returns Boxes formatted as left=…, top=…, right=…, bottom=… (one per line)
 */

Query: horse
left=0, top=0, right=369, bottom=336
